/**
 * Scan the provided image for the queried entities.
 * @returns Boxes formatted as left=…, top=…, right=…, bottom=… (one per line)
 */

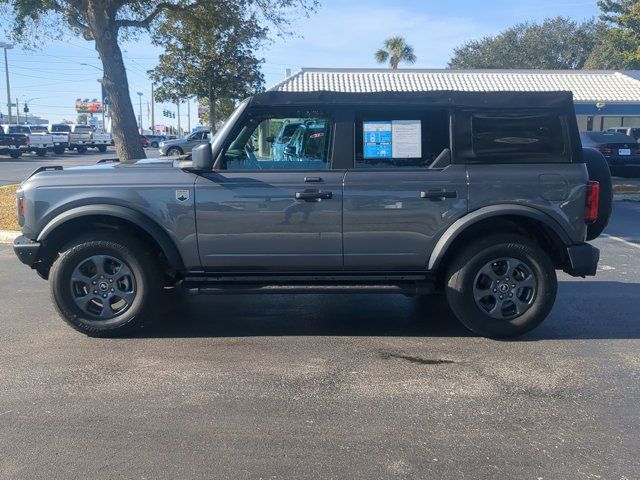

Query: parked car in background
left=89, top=128, right=112, bottom=152
left=144, top=135, right=165, bottom=148
left=268, top=121, right=303, bottom=160
left=49, top=124, right=91, bottom=153
left=0, top=125, right=28, bottom=158
left=49, top=124, right=72, bottom=154
left=606, top=127, right=640, bottom=141
left=580, top=131, right=640, bottom=176
left=2, top=124, right=44, bottom=156
left=283, top=121, right=328, bottom=161
left=31, top=125, right=68, bottom=155
left=159, top=130, right=210, bottom=156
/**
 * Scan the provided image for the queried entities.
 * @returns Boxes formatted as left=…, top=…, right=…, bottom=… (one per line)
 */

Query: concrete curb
left=0, top=230, right=19, bottom=244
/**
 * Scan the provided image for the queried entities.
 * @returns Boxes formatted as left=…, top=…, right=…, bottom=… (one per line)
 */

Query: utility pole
left=98, top=79, right=106, bottom=132
left=0, top=42, right=13, bottom=123
left=15, top=97, right=19, bottom=124
left=176, top=101, right=181, bottom=136
left=136, top=92, right=143, bottom=132
left=150, top=84, right=155, bottom=134
left=187, top=100, right=191, bottom=132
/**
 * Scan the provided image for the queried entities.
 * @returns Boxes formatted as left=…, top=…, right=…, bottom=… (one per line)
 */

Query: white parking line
left=601, top=234, right=640, bottom=250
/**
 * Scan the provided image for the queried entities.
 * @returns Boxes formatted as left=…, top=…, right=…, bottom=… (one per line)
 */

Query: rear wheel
left=151, top=142, right=159, bottom=148
left=444, top=235, right=557, bottom=339
left=97, top=145, right=107, bottom=153
left=36, top=148, right=47, bottom=157
left=53, top=146, right=65, bottom=155
left=167, top=146, right=182, bottom=156
left=76, top=146, right=88, bottom=153
left=9, top=151, right=21, bottom=158
left=49, top=232, right=162, bottom=337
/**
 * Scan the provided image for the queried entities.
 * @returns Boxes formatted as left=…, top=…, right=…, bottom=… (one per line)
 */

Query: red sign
left=75, top=99, right=104, bottom=113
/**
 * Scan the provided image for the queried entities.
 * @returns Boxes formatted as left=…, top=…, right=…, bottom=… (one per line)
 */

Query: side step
left=183, top=283, right=436, bottom=296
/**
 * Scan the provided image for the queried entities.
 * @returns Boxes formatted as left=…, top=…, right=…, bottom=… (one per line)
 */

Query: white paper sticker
left=391, top=120, right=421, bottom=158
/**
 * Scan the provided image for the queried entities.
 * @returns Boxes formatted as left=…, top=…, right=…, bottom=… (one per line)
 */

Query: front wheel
left=444, top=235, right=557, bottom=339
left=76, top=146, right=87, bottom=153
left=53, top=146, right=65, bottom=155
left=9, top=151, right=21, bottom=158
left=49, top=232, right=162, bottom=337
left=167, top=147, right=182, bottom=156
left=97, top=145, right=107, bottom=152
left=36, top=148, right=47, bottom=157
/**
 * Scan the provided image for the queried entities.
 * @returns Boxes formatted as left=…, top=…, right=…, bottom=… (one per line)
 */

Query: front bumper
left=563, top=243, right=600, bottom=277
left=13, top=235, right=41, bottom=267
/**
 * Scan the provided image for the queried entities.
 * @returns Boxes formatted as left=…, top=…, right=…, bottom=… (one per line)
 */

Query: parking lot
left=0, top=201, right=638, bottom=479
left=0, top=148, right=160, bottom=186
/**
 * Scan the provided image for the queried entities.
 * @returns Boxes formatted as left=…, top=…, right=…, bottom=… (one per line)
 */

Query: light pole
left=176, top=100, right=181, bottom=136
left=0, top=42, right=13, bottom=123
left=137, top=91, right=143, bottom=133
left=97, top=79, right=106, bottom=131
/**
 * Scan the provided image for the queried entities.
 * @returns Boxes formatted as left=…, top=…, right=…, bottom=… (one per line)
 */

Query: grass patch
left=0, top=184, right=19, bottom=231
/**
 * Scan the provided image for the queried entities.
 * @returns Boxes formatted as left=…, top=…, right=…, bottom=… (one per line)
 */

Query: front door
left=343, top=109, right=468, bottom=269
left=195, top=110, right=344, bottom=270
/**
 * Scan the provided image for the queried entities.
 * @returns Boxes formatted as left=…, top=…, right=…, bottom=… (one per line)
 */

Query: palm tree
left=375, top=36, right=417, bottom=69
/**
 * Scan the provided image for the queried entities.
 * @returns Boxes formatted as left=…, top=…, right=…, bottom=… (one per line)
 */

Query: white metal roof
left=268, top=68, right=640, bottom=104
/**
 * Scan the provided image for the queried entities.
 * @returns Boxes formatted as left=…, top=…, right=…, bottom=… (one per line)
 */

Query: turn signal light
left=585, top=180, right=599, bottom=224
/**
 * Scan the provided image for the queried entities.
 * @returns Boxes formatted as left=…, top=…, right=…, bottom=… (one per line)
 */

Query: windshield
left=30, top=126, right=48, bottom=133
left=51, top=125, right=71, bottom=133
left=9, top=126, right=30, bottom=134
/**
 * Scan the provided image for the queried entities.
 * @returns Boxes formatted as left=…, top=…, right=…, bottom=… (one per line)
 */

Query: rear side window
left=472, top=114, right=564, bottom=157
left=355, top=109, right=449, bottom=168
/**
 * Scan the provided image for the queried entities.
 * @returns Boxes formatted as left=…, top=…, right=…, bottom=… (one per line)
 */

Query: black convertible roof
left=249, top=90, right=575, bottom=110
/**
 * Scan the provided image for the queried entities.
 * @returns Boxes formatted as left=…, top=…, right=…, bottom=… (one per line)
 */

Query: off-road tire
left=49, top=231, right=162, bottom=337
left=445, top=235, right=557, bottom=339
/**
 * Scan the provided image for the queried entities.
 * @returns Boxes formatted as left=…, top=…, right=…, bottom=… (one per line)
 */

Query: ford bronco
left=13, top=91, right=612, bottom=338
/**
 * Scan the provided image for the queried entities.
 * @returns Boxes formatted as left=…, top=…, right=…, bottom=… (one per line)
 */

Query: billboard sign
left=75, top=98, right=104, bottom=114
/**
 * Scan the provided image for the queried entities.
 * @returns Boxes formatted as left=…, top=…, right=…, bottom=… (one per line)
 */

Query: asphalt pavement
left=0, top=204, right=639, bottom=479
left=0, top=148, right=160, bottom=186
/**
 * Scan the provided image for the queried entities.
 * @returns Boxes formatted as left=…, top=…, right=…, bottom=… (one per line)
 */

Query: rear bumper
left=563, top=243, right=599, bottom=277
left=13, top=235, right=41, bottom=267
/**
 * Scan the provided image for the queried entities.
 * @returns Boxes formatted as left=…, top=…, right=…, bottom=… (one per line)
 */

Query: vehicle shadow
left=142, top=281, right=640, bottom=341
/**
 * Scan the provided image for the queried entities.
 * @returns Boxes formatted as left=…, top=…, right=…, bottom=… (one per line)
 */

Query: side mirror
left=266, top=136, right=275, bottom=143
left=284, top=145, right=297, bottom=156
left=192, top=143, right=214, bottom=170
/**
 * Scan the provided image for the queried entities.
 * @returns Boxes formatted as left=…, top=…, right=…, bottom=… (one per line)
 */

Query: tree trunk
left=89, top=3, right=146, bottom=162
left=208, top=92, right=216, bottom=132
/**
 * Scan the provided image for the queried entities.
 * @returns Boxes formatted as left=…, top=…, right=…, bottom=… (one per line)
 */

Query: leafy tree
left=197, top=97, right=236, bottom=130
left=449, top=17, right=600, bottom=69
left=596, top=0, right=640, bottom=68
left=76, top=113, right=88, bottom=125
left=374, top=36, right=417, bottom=69
left=150, top=1, right=265, bottom=131
left=0, top=0, right=316, bottom=161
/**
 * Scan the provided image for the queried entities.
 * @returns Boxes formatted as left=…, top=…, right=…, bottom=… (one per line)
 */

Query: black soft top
left=249, top=90, right=575, bottom=110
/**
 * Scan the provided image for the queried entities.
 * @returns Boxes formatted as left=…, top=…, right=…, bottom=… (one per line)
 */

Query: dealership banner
left=75, top=99, right=104, bottom=113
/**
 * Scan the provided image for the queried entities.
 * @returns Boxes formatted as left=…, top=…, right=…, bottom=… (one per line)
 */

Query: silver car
left=159, top=130, right=210, bottom=156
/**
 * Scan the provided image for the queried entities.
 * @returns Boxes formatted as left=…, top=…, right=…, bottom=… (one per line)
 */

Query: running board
left=183, top=283, right=435, bottom=296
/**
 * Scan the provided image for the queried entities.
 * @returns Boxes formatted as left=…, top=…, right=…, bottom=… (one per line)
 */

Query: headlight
left=159, top=142, right=165, bottom=148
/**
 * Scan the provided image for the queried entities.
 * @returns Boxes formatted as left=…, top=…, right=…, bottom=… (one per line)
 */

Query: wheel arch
left=37, top=205, right=185, bottom=273
left=429, top=205, right=572, bottom=273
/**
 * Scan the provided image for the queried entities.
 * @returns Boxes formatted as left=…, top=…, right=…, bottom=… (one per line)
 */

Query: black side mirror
left=192, top=143, right=214, bottom=170
left=266, top=136, right=275, bottom=143
left=284, top=145, right=297, bottom=156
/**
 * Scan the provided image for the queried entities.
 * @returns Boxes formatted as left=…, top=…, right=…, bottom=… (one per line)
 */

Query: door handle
left=304, top=176, right=323, bottom=183
left=420, top=189, right=457, bottom=201
left=295, top=191, right=333, bottom=201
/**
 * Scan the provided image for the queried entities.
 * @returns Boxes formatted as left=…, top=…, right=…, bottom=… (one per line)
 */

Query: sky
left=0, top=0, right=601, bottom=129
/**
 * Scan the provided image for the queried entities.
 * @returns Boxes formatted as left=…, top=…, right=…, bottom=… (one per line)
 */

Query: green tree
left=374, top=36, right=417, bottom=69
left=0, top=0, right=316, bottom=161
left=76, top=113, right=88, bottom=125
left=449, top=17, right=600, bottom=69
left=596, top=0, right=640, bottom=68
left=150, top=1, right=265, bottom=131
left=197, top=97, right=236, bottom=129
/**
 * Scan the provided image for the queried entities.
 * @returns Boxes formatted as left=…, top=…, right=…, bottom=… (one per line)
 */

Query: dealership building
left=269, top=68, right=640, bottom=132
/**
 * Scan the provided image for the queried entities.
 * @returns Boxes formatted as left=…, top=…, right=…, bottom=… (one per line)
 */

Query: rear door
left=343, top=108, right=468, bottom=269
left=195, top=107, right=345, bottom=270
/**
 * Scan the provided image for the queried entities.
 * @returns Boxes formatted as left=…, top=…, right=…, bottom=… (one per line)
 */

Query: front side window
left=355, top=109, right=449, bottom=168
left=472, top=113, right=565, bottom=157
left=221, top=111, right=332, bottom=170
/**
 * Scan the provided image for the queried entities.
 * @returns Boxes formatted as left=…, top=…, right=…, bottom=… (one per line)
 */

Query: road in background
left=0, top=204, right=638, bottom=479
left=0, top=148, right=161, bottom=186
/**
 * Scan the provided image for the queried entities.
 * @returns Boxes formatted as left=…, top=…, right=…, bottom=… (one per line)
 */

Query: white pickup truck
left=50, top=124, right=92, bottom=153
left=89, top=130, right=111, bottom=152
left=29, top=125, right=69, bottom=155
left=2, top=124, right=52, bottom=156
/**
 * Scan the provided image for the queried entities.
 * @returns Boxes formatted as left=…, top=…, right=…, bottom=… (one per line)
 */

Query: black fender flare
left=37, top=204, right=185, bottom=270
left=427, top=204, right=572, bottom=270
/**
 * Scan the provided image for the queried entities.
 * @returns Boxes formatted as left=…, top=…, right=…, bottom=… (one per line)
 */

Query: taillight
left=594, top=145, right=612, bottom=155
left=585, top=180, right=599, bottom=224
left=25, top=135, right=29, bottom=144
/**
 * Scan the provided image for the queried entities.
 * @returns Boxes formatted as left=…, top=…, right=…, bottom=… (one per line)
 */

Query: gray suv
left=159, top=129, right=210, bottom=156
left=13, top=91, right=612, bottom=338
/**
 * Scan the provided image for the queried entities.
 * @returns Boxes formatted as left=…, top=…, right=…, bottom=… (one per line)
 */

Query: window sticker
left=363, top=120, right=421, bottom=159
